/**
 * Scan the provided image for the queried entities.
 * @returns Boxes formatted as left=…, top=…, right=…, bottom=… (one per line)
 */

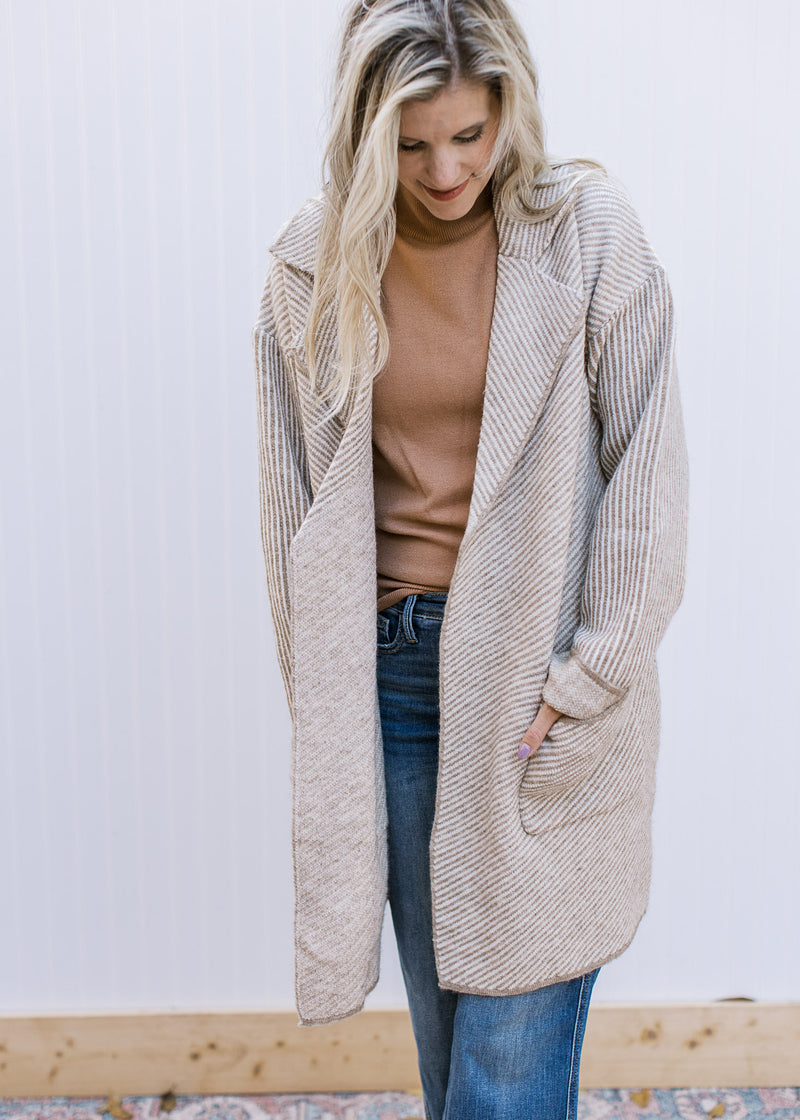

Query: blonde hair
left=305, top=0, right=606, bottom=419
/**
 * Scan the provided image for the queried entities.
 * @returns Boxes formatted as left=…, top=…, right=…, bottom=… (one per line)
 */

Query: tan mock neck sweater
left=373, top=177, right=498, bottom=612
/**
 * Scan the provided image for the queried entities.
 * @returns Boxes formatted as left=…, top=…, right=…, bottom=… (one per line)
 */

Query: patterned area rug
left=1, top=1090, right=800, bottom=1119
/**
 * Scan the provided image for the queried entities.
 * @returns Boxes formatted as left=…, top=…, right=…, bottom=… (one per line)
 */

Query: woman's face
left=396, top=78, right=501, bottom=220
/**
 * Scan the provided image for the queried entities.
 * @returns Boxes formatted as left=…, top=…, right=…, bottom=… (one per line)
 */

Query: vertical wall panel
left=0, top=0, right=797, bottom=1013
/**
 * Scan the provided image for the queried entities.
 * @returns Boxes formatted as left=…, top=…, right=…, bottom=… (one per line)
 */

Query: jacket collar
left=268, top=163, right=585, bottom=289
left=268, top=165, right=588, bottom=537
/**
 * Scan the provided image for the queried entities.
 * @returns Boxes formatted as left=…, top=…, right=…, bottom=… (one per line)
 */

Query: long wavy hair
left=305, top=0, right=606, bottom=419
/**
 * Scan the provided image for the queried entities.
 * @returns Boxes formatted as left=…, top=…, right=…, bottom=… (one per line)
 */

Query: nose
left=424, top=151, right=464, bottom=191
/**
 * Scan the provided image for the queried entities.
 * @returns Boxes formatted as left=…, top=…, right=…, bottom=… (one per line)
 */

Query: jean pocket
left=377, top=608, right=404, bottom=652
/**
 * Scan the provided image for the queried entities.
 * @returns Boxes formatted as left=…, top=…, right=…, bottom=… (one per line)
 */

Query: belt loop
left=402, top=593, right=419, bottom=643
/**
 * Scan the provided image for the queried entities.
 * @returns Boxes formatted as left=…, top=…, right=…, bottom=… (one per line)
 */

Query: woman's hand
left=517, top=702, right=564, bottom=759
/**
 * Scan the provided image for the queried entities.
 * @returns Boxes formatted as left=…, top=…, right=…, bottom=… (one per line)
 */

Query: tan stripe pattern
left=254, top=163, right=689, bottom=1026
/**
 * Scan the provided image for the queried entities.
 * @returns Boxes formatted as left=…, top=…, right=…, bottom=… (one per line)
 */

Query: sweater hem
left=295, top=965, right=381, bottom=1028
left=434, top=923, right=646, bottom=1000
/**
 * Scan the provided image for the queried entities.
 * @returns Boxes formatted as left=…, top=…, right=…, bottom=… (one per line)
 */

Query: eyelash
left=398, top=126, right=484, bottom=153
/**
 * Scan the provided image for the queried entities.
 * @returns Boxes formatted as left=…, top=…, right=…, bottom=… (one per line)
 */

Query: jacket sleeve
left=252, top=257, right=313, bottom=716
left=541, top=264, right=689, bottom=719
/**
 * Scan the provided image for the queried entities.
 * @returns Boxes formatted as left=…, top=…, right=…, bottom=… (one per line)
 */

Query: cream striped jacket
left=253, top=162, right=689, bottom=1027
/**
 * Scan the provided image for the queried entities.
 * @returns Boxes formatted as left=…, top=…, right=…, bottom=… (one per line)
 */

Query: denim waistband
left=380, top=591, right=448, bottom=620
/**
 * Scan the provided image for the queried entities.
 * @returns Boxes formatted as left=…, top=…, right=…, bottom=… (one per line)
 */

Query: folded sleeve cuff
left=541, top=649, right=626, bottom=720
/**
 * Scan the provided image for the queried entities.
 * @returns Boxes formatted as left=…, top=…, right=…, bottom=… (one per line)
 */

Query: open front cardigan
left=253, top=162, right=689, bottom=1027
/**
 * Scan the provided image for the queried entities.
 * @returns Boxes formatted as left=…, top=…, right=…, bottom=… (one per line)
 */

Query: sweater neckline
left=394, top=177, right=495, bottom=245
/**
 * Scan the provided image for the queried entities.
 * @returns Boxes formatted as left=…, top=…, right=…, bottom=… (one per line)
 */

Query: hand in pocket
left=516, top=701, right=564, bottom=759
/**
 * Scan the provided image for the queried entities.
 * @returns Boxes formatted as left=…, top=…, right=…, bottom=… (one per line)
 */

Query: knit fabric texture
left=253, top=162, right=690, bottom=1026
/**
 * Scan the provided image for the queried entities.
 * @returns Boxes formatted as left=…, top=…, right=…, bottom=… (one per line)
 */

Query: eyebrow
left=398, top=118, right=488, bottom=142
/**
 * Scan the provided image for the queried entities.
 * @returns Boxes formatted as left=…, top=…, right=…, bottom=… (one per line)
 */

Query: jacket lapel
left=269, top=177, right=586, bottom=529
left=467, top=231, right=584, bottom=534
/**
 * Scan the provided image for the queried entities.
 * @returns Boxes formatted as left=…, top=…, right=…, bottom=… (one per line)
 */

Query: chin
left=419, top=184, right=480, bottom=218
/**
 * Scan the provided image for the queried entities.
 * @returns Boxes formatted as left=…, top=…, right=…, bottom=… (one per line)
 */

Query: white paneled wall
left=0, top=0, right=797, bottom=1014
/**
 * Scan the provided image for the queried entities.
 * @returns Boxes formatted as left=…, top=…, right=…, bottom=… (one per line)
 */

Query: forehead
left=398, top=80, right=495, bottom=134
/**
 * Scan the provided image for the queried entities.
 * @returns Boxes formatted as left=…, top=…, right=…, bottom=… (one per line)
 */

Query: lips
left=421, top=179, right=469, bottom=202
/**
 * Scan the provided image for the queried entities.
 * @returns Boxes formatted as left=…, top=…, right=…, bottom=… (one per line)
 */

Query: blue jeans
left=377, top=591, right=600, bottom=1120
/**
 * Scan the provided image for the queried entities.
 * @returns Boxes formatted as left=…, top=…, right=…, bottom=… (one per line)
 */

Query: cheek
left=474, top=135, right=497, bottom=169
left=465, top=144, right=486, bottom=170
left=397, top=156, right=418, bottom=181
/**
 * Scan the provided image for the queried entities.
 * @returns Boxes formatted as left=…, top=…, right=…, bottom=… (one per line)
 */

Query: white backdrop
left=1, top=0, right=798, bottom=1014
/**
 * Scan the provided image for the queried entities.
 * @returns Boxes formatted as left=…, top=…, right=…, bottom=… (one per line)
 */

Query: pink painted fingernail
left=517, top=743, right=532, bottom=759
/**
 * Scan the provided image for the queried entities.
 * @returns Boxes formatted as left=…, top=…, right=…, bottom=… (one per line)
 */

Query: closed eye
left=398, top=126, right=484, bottom=153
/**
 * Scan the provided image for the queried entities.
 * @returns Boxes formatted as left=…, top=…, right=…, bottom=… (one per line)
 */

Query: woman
left=253, top=0, right=689, bottom=1116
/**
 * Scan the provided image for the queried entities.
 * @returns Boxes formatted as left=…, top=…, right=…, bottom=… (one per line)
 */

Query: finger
left=516, top=718, right=547, bottom=760
left=516, top=704, right=564, bottom=759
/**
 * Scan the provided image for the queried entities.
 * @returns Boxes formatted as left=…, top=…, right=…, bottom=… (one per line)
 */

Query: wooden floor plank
left=0, top=1004, right=798, bottom=1096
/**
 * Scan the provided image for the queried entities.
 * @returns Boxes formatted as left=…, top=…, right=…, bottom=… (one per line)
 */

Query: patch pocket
left=517, top=673, right=652, bottom=836
left=377, top=608, right=404, bottom=653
